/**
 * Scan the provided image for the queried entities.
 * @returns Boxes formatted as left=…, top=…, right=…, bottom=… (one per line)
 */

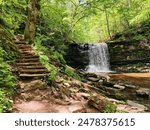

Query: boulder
left=87, top=96, right=116, bottom=112
left=23, top=80, right=46, bottom=92
left=136, top=88, right=150, bottom=97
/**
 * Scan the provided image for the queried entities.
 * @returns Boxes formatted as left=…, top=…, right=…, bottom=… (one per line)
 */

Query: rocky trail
left=12, top=39, right=149, bottom=113
left=12, top=39, right=99, bottom=113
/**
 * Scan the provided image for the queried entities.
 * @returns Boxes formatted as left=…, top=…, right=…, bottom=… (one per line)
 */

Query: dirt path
left=12, top=79, right=99, bottom=113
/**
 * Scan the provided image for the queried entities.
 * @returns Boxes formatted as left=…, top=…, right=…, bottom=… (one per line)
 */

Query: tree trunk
left=104, top=8, right=112, bottom=39
left=24, top=0, right=40, bottom=44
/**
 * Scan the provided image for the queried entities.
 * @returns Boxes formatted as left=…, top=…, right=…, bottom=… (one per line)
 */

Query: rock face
left=108, top=41, right=150, bottom=72
left=65, top=43, right=89, bottom=70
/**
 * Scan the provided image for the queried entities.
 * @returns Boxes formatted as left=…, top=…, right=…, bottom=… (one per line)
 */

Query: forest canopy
left=1, top=0, right=150, bottom=43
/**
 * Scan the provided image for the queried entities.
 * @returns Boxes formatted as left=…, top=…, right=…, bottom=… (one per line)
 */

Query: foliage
left=0, top=48, right=16, bottom=113
left=0, top=88, right=14, bottom=112
left=51, top=51, right=66, bottom=64
left=33, top=38, right=59, bottom=84
left=1, top=0, right=150, bottom=43
left=103, top=103, right=117, bottom=113
left=35, top=0, right=150, bottom=43
left=33, top=37, right=81, bottom=83
left=64, top=66, right=81, bottom=80
left=0, top=0, right=24, bottom=58
left=0, top=47, right=16, bottom=87
left=0, top=0, right=27, bottom=34
left=47, top=64, right=59, bottom=84
left=112, top=20, right=150, bottom=42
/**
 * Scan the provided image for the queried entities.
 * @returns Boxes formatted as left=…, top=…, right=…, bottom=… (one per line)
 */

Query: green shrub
left=34, top=40, right=59, bottom=84
left=64, top=66, right=81, bottom=80
left=51, top=51, right=66, bottom=64
left=0, top=48, right=16, bottom=87
left=103, top=103, right=117, bottom=113
left=39, top=54, right=59, bottom=84
left=0, top=47, right=16, bottom=112
left=47, top=64, right=59, bottom=84
left=0, top=89, right=13, bottom=112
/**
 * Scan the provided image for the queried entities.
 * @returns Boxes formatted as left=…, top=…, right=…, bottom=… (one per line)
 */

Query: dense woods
left=0, top=0, right=150, bottom=113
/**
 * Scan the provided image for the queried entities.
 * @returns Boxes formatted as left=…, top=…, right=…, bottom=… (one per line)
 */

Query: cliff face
left=65, top=43, right=89, bottom=70
left=108, top=21, right=150, bottom=72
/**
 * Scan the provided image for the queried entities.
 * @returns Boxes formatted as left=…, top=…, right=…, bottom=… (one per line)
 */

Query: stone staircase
left=14, top=40, right=49, bottom=79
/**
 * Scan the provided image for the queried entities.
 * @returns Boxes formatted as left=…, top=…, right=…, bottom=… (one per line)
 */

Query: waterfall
left=86, top=43, right=110, bottom=73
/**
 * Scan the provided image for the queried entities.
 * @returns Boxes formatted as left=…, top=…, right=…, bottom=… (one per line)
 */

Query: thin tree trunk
left=104, top=8, right=111, bottom=39
left=24, top=0, right=40, bottom=44
left=123, top=14, right=130, bottom=28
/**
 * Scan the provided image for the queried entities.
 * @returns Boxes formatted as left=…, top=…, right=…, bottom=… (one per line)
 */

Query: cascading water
left=86, top=43, right=110, bottom=73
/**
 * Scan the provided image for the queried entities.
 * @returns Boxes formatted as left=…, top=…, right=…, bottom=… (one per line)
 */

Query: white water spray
left=86, top=43, right=110, bottom=73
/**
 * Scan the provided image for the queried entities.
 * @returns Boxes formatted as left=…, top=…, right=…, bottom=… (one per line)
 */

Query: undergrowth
left=0, top=47, right=16, bottom=112
left=33, top=38, right=59, bottom=84
left=33, top=37, right=81, bottom=84
left=64, top=66, right=81, bottom=81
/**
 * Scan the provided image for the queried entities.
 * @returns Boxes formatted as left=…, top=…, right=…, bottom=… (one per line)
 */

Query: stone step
left=19, top=74, right=48, bottom=78
left=15, top=41, right=28, bottom=44
left=20, top=69, right=48, bottom=74
left=20, top=50, right=34, bottom=53
left=19, top=48, right=32, bottom=51
left=17, top=58, right=39, bottom=62
left=14, top=38, right=48, bottom=79
left=20, top=55, right=37, bottom=58
left=20, top=51, right=35, bottom=55
left=16, top=62, right=42, bottom=66
left=17, top=45, right=31, bottom=49
left=19, top=55, right=39, bottom=59
left=18, top=65, right=45, bottom=69
left=20, top=54, right=35, bottom=57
